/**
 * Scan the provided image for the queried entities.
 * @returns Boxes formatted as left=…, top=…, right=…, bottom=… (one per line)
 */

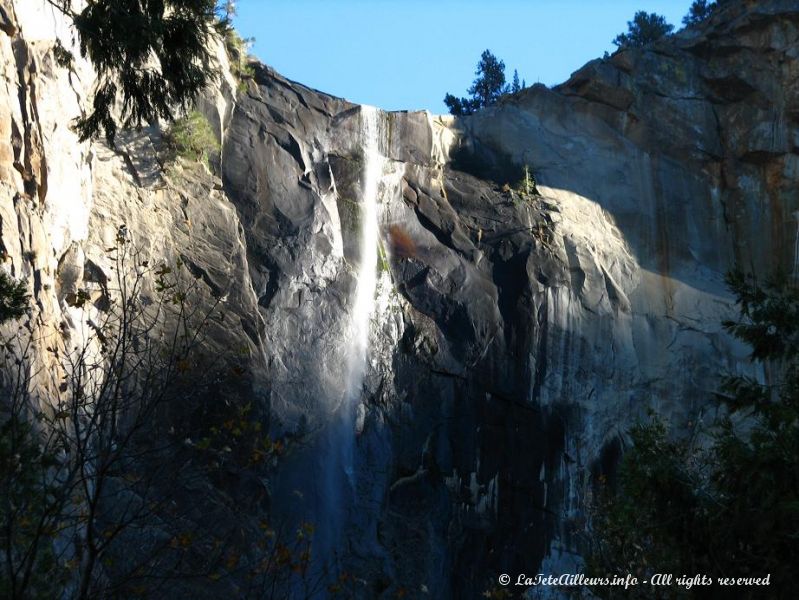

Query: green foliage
left=444, top=50, right=520, bottom=115
left=722, top=270, right=799, bottom=364
left=163, top=110, right=220, bottom=166
left=377, top=240, right=390, bottom=275
left=224, top=26, right=256, bottom=83
left=589, top=272, right=799, bottom=598
left=219, top=0, right=257, bottom=88
left=613, top=11, right=674, bottom=49
left=683, top=0, right=715, bottom=26
left=0, top=272, right=28, bottom=324
left=521, top=165, right=537, bottom=198
left=505, top=165, right=539, bottom=207
left=588, top=419, right=710, bottom=598
left=48, top=0, right=228, bottom=146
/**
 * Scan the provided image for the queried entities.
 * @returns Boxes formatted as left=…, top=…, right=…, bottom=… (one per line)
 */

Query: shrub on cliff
left=588, top=271, right=799, bottom=597
left=0, top=273, right=28, bottom=324
left=224, top=27, right=256, bottom=83
left=613, top=11, right=674, bottom=49
left=163, top=110, right=220, bottom=167
left=218, top=1, right=256, bottom=84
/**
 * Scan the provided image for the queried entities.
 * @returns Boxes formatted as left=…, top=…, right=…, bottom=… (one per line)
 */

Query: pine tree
left=443, top=50, right=510, bottom=115
left=683, top=0, right=715, bottom=26
left=443, top=93, right=477, bottom=116
left=46, top=0, right=228, bottom=146
left=613, top=11, right=674, bottom=49
left=511, top=69, right=521, bottom=94
left=468, top=50, right=509, bottom=107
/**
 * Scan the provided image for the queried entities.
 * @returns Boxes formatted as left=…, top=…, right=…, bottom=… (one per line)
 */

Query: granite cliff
left=1, top=0, right=797, bottom=597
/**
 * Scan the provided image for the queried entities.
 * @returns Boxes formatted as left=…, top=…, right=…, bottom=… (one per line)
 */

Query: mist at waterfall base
left=269, top=107, right=390, bottom=592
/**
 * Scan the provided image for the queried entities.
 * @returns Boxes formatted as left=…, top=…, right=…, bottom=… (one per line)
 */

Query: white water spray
left=346, top=106, right=382, bottom=386
left=334, top=106, right=387, bottom=496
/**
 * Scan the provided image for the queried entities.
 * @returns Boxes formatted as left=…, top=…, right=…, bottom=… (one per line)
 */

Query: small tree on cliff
left=511, top=69, right=522, bottom=94
left=613, top=11, right=674, bottom=49
left=588, top=271, right=799, bottom=598
left=444, top=50, right=513, bottom=115
left=45, top=1, right=233, bottom=145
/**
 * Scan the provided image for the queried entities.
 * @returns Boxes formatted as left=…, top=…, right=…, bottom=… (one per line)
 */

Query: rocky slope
left=1, top=0, right=797, bottom=597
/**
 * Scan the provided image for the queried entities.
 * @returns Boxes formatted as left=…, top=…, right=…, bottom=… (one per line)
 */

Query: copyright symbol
left=498, top=574, right=511, bottom=586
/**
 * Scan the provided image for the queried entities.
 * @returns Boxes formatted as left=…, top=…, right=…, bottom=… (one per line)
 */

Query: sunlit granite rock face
left=1, top=0, right=797, bottom=597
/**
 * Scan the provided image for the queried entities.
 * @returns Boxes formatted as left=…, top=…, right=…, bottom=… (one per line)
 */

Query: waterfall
left=333, top=105, right=384, bottom=496
left=345, top=105, right=382, bottom=408
left=273, top=106, right=394, bottom=592
left=307, top=105, right=389, bottom=584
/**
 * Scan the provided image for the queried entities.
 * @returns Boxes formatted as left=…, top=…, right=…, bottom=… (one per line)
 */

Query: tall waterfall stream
left=274, top=105, right=402, bottom=592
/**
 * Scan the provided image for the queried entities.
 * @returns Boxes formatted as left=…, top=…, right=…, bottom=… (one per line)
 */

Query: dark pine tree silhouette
left=444, top=49, right=511, bottom=115
left=613, top=11, right=674, bottom=49
left=467, top=50, right=509, bottom=107
left=511, top=69, right=521, bottom=94
left=683, top=0, right=714, bottom=26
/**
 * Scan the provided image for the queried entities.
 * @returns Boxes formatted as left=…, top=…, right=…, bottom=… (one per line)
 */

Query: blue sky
left=234, top=1, right=694, bottom=114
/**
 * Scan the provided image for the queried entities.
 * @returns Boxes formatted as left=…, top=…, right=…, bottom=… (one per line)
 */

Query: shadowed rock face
left=1, top=0, right=797, bottom=597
